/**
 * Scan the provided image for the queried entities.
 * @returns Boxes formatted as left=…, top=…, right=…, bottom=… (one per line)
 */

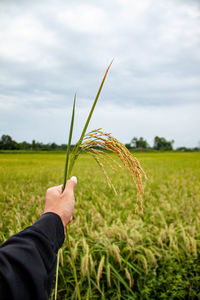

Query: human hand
left=43, top=176, right=77, bottom=228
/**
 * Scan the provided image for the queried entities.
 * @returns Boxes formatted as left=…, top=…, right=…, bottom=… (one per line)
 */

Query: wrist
left=43, top=210, right=66, bottom=230
left=38, top=212, right=65, bottom=250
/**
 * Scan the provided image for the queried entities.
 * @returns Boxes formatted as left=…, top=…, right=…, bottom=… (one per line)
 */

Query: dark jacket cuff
left=32, top=212, right=65, bottom=252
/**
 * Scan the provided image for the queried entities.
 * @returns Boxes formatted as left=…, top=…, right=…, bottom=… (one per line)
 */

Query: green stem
left=54, top=249, right=60, bottom=300
left=63, top=94, right=76, bottom=190
left=61, top=62, right=113, bottom=299
left=66, top=228, right=81, bottom=300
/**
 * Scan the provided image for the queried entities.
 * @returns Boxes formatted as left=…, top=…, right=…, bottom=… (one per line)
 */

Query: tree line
left=125, top=136, right=174, bottom=151
left=0, top=134, right=199, bottom=152
left=0, top=135, right=68, bottom=151
left=125, top=137, right=200, bottom=151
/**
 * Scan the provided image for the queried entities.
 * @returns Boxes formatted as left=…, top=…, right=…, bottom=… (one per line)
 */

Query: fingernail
left=70, top=176, right=77, bottom=184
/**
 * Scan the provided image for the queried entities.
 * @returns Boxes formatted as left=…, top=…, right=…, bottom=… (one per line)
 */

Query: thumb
left=64, top=176, right=77, bottom=192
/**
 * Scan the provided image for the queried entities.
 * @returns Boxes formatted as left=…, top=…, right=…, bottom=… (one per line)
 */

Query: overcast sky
left=0, top=0, right=200, bottom=148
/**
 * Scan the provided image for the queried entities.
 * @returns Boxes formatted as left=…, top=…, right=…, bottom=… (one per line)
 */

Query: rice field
left=0, top=151, right=200, bottom=299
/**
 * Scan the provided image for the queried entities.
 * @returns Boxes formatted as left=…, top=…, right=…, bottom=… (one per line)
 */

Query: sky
left=0, top=0, right=200, bottom=148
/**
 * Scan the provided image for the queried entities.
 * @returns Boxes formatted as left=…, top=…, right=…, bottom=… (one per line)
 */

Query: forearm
left=0, top=213, right=65, bottom=300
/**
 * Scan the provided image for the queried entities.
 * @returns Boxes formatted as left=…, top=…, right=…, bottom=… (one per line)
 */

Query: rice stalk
left=97, top=255, right=105, bottom=288
left=82, top=238, right=89, bottom=254
left=63, top=94, right=76, bottom=190
left=81, top=238, right=89, bottom=277
left=54, top=248, right=60, bottom=300
left=89, top=254, right=95, bottom=275
left=108, top=244, right=121, bottom=266
left=67, top=60, right=113, bottom=179
left=61, top=62, right=113, bottom=300
left=125, top=268, right=133, bottom=288
left=72, top=241, right=79, bottom=261
left=91, top=152, right=117, bottom=195
left=81, top=254, right=89, bottom=277
left=106, top=263, right=111, bottom=287
left=61, top=61, right=146, bottom=299
left=80, top=129, right=147, bottom=212
left=109, top=264, right=135, bottom=297
left=134, top=254, right=148, bottom=272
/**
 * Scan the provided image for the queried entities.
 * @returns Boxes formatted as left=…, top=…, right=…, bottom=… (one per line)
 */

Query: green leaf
left=68, top=60, right=113, bottom=177
left=109, top=264, right=135, bottom=297
left=63, top=94, right=76, bottom=191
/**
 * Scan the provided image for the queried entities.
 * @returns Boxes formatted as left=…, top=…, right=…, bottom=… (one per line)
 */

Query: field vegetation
left=0, top=152, right=200, bottom=299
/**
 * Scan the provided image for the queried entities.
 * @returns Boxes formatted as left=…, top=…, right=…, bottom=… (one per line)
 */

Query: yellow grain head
left=109, top=244, right=121, bottom=266
left=125, top=268, right=133, bottom=288
left=106, top=263, right=111, bottom=287
left=97, top=256, right=105, bottom=288
left=89, top=254, right=94, bottom=275
left=81, top=254, right=89, bottom=277
left=82, top=238, right=89, bottom=254
left=72, top=241, right=79, bottom=261
left=190, top=236, right=197, bottom=257
left=135, top=254, right=148, bottom=272
left=81, top=129, right=147, bottom=213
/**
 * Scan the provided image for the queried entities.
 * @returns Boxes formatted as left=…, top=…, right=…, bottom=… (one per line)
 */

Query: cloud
left=0, top=0, right=199, bottom=146
left=57, top=5, right=107, bottom=34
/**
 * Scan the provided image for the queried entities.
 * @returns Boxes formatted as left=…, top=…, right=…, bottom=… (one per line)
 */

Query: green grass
left=0, top=152, right=200, bottom=299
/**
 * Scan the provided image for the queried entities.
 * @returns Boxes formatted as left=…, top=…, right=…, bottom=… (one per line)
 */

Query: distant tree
left=176, top=147, right=188, bottom=152
left=20, top=141, right=31, bottom=150
left=60, top=144, right=67, bottom=150
left=125, top=143, right=131, bottom=149
left=50, top=142, right=57, bottom=150
left=35, top=142, right=43, bottom=149
left=0, top=135, right=12, bottom=149
left=153, top=136, right=174, bottom=151
left=32, top=140, right=36, bottom=149
left=131, top=137, right=148, bottom=149
left=0, top=134, right=19, bottom=150
left=131, top=137, right=137, bottom=148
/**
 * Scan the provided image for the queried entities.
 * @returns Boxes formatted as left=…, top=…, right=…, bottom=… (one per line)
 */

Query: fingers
left=56, top=185, right=63, bottom=193
left=48, top=177, right=77, bottom=196
left=63, top=176, right=77, bottom=194
left=70, top=176, right=77, bottom=185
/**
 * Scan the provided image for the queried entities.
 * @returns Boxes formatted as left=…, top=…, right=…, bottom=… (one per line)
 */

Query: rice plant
left=59, top=62, right=147, bottom=299
left=63, top=61, right=146, bottom=203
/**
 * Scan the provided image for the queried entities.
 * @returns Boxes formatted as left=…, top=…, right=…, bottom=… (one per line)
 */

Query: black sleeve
left=0, top=212, right=65, bottom=300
